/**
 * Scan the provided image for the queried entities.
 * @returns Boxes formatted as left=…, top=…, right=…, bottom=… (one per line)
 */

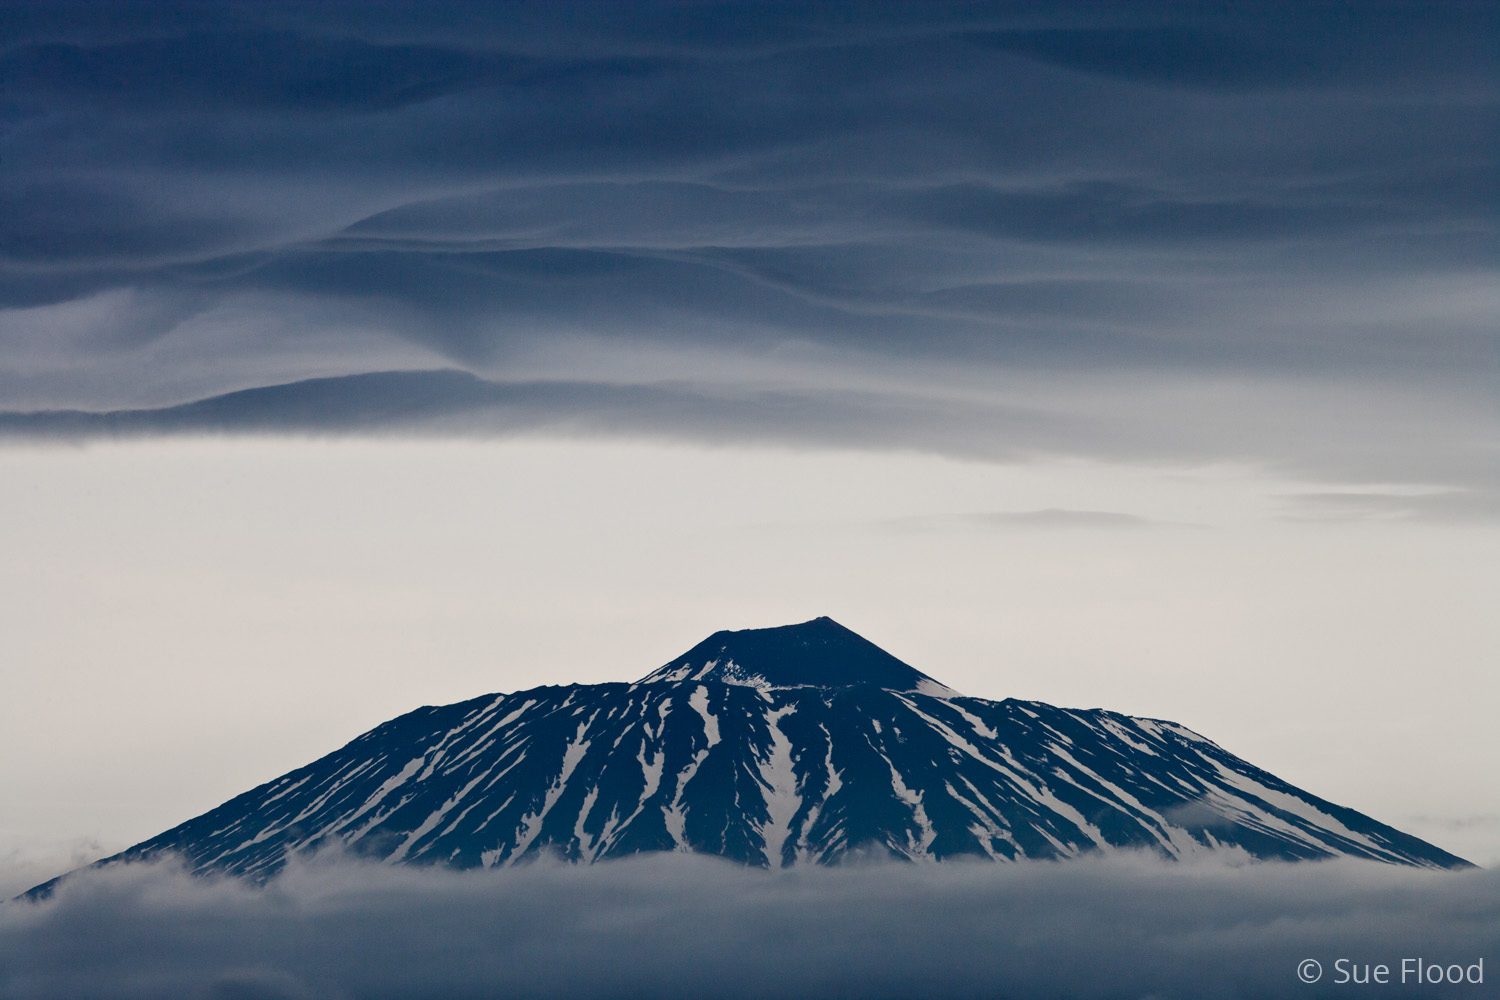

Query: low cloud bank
left=2, top=852, right=1495, bottom=999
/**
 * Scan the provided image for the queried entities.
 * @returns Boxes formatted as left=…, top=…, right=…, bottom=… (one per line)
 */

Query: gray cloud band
left=2, top=853, right=1496, bottom=1000
left=0, top=3, right=1494, bottom=492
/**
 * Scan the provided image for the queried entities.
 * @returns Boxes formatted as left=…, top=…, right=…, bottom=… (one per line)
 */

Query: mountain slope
left=32, top=618, right=1471, bottom=892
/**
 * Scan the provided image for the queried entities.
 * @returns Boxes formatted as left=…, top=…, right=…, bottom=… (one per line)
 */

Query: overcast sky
left=1, top=0, right=1496, bottom=901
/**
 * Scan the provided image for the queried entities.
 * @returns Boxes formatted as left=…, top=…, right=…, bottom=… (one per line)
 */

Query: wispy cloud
left=0, top=2, right=1492, bottom=494
left=1281, top=490, right=1500, bottom=524
left=883, top=508, right=1159, bottom=531
left=0, top=838, right=111, bottom=901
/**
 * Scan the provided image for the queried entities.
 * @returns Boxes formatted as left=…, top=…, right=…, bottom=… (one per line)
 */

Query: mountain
left=30, top=618, right=1470, bottom=894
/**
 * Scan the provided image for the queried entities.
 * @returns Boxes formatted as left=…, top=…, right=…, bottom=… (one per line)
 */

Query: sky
left=0, top=0, right=1496, bottom=948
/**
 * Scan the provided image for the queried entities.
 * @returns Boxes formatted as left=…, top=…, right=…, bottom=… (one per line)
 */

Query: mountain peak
left=637, top=616, right=958, bottom=695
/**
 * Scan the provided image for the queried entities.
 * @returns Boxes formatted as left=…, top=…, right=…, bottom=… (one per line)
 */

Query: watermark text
left=1298, top=957, right=1484, bottom=986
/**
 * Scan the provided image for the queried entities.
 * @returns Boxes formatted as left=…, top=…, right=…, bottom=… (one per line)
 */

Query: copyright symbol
left=1298, top=959, right=1323, bottom=983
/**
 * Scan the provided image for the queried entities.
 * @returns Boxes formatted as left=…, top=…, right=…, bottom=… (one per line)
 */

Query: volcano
left=30, top=617, right=1470, bottom=894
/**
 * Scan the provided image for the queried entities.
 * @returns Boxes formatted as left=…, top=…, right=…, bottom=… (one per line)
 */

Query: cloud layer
left=0, top=2, right=1495, bottom=493
left=2, top=852, right=1496, bottom=999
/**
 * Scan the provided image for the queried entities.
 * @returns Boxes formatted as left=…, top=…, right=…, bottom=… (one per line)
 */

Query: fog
left=3, top=851, right=1495, bottom=999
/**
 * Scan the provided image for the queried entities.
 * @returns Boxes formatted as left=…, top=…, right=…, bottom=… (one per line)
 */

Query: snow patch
left=757, top=706, right=801, bottom=867
left=882, top=754, right=937, bottom=856
left=690, top=685, right=721, bottom=748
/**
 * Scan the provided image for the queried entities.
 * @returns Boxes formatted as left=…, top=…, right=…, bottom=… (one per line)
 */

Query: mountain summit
left=638, top=617, right=957, bottom=695
left=28, top=619, right=1470, bottom=895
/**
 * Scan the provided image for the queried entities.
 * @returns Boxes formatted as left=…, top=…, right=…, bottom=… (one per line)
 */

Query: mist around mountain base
left=2, top=849, right=1495, bottom=1000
